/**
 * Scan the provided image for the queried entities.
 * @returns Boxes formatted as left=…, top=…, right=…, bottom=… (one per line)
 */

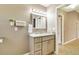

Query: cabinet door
left=35, top=50, right=41, bottom=55
left=35, top=43, right=41, bottom=51
left=42, top=41, right=48, bottom=55
left=47, top=39, right=55, bottom=54
left=34, top=37, right=41, bottom=43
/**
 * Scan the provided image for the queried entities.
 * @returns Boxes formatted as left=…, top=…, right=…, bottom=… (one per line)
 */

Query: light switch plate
left=0, top=39, right=3, bottom=43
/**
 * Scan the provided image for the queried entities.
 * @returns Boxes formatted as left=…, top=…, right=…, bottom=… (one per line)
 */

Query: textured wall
left=64, top=11, right=79, bottom=42
left=58, top=10, right=79, bottom=43
left=0, top=4, right=46, bottom=55
left=47, top=4, right=58, bottom=33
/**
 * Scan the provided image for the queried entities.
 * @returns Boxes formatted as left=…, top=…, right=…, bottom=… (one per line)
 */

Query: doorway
left=58, top=15, right=63, bottom=45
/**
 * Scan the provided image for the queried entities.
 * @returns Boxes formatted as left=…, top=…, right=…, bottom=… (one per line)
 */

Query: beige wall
left=58, top=10, right=79, bottom=43
left=47, top=4, right=58, bottom=33
left=64, top=11, right=79, bottom=42
left=0, top=4, right=46, bottom=54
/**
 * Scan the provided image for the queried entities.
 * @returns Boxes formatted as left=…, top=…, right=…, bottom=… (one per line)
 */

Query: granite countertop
left=29, top=32, right=55, bottom=37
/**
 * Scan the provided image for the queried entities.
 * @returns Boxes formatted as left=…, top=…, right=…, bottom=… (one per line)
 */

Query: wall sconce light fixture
left=30, top=8, right=47, bottom=16
left=9, top=19, right=15, bottom=26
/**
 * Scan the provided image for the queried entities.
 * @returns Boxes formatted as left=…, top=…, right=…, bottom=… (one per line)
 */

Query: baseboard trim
left=62, top=38, right=77, bottom=45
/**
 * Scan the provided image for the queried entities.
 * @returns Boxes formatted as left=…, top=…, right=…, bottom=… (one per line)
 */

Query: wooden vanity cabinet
left=42, top=41, right=48, bottom=54
left=29, top=35, right=55, bottom=55
left=47, top=39, right=55, bottom=54
left=42, top=36, right=55, bottom=55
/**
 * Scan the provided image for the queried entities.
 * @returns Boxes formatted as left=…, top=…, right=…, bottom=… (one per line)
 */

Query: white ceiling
left=40, top=4, right=50, bottom=7
left=60, top=4, right=79, bottom=13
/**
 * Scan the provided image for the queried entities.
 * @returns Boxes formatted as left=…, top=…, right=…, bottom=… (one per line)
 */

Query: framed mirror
left=31, top=13, right=47, bottom=29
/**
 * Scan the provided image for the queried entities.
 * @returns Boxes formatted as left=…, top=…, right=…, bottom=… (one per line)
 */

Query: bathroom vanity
left=29, top=33, right=55, bottom=55
left=29, top=10, right=55, bottom=55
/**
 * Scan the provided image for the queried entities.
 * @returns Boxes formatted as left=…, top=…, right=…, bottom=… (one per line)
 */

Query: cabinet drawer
left=42, top=36, right=54, bottom=41
left=48, top=36, right=54, bottom=40
left=42, top=36, right=48, bottom=41
left=35, top=50, right=41, bottom=55
left=35, top=43, right=41, bottom=51
left=34, top=37, right=41, bottom=43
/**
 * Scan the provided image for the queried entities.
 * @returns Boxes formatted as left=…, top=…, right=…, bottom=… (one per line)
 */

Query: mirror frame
left=31, top=13, right=47, bottom=30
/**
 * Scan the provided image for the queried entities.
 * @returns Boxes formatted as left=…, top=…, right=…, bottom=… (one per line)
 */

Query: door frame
left=58, top=13, right=64, bottom=45
left=55, top=4, right=66, bottom=54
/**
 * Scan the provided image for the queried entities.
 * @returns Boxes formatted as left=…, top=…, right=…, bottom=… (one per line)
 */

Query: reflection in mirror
left=31, top=13, right=47, bottom=29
